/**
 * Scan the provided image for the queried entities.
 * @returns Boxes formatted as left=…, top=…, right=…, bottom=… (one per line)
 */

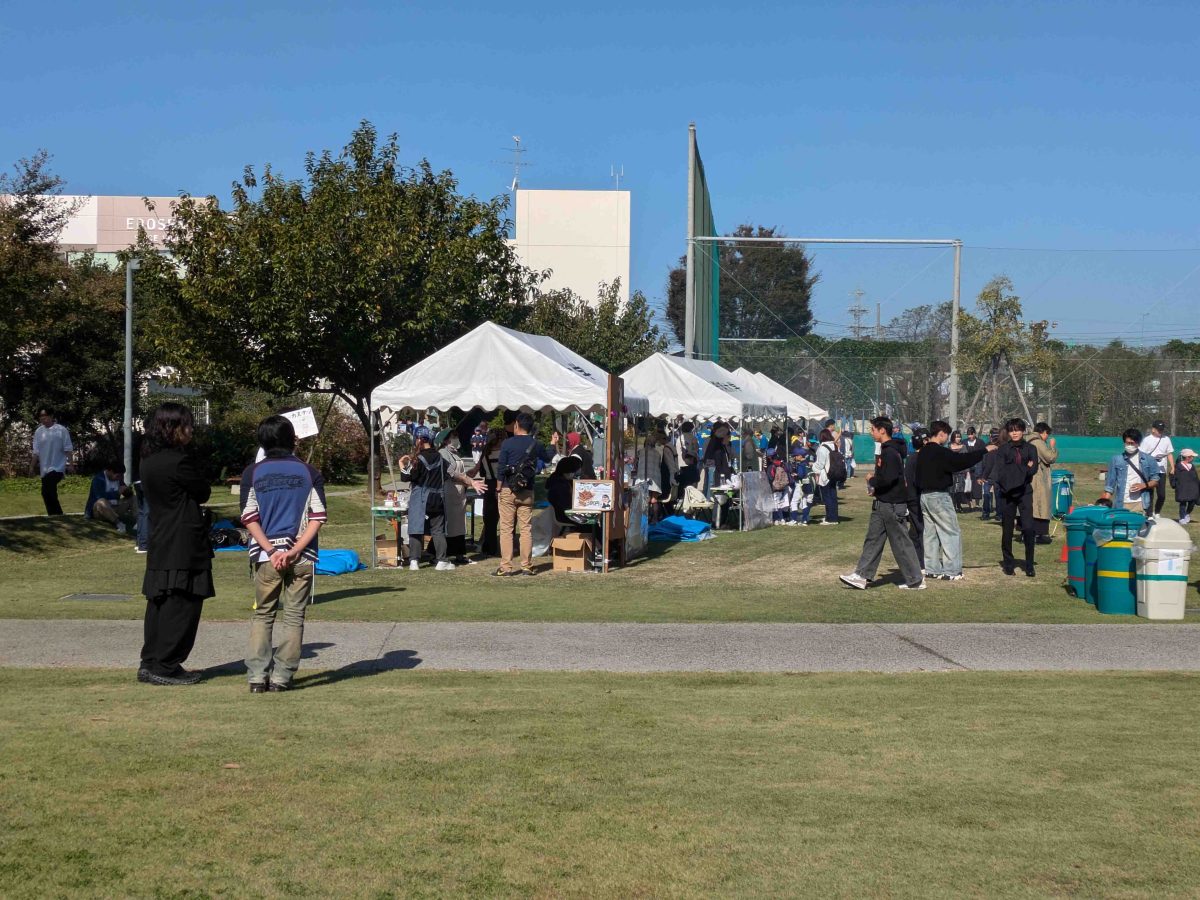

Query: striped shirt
left=239, top=454, right=327, bottom=563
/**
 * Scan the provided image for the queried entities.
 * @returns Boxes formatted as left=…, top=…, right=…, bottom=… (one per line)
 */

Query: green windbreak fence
left=850, top=434, right=1200, bottom=466
left=687, top=125, right=719, bottom=362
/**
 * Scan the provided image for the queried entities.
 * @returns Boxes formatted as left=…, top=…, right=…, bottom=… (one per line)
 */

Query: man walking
left=839, top=417, right=925, bottom=591
left=1140, top=421, right=1175, bottom=516
left=916, top=420, right=989, bottom=581
left=31, top=406, right=73, bottom=516
left=1101, top=428, right=1161, bottom=515
left=239, top=415, right=327, bottom=693
left=494, top=412, right=557, bottom=577
left=994, top=418, right=1039, bottom=577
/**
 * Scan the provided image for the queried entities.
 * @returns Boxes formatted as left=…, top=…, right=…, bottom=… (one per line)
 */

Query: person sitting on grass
left=239, top=415, right=327, bottom=693
left=86, top=462, right=136, bottom=533
left=839, top=416, right=926, bottom=592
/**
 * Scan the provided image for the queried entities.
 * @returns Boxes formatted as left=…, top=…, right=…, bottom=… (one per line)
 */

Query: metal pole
left=369, top=403, right=377, bottom=568
left=123, top=257, right=140, bottom=481
left=684, top=124, right=697, bottom=359
left=949, top=240, right=962, bottom=428
left=692, top=236, right=959, bottom=245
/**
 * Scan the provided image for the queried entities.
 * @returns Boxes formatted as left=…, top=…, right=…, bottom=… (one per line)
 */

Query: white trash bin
left=1131, top=518, right=1195, bottom=620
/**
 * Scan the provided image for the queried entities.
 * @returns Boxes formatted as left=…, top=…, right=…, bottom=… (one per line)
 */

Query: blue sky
left=4, top=0, right=1198, bottom=346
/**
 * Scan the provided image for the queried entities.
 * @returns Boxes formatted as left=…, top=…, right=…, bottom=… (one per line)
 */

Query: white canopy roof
left=620, top=353, right=786, bottom=421
left=730, top=367, right=827, bottom=420
left=370, top=321, right=649, bottom=416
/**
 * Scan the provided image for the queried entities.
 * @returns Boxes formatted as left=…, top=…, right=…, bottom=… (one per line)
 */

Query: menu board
left=572, top=479, right=615, bottom=512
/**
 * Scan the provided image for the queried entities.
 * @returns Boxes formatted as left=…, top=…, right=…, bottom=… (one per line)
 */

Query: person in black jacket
left=977, top=428, right=1001, bottom=520
left=995, top=418, right=1040, bottom=576
left=839, top=417, right=925, bottom=591
left=916, top=420, right=990, bottom=581
left=904, top=426, right=928, bottom=568
left=138, top=403, right=213, bottom=686
left=1171, top=448, right=1199, bottom=523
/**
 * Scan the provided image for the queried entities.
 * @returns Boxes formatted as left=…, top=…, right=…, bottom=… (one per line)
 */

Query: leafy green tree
left=664, top=224, right=819, bottom=346
left=526, top=279, right=667, bottom=375
left=140, top=121, right=543, bottom=436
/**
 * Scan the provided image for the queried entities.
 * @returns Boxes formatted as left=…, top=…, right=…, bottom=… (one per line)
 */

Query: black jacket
left=141, top=448, right=213, bottom=572
left=995, top=440, right=1038, bottom=497
left=870, top=437, right=909, bottom=504
left=916, top=441, right=987, bottom=493
left=903, top=451, right=921, bottom=502
left=1173, top=464, right=1200, bottom=502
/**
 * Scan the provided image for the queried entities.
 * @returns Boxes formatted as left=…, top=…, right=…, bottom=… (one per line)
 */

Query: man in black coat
left=839, top=417, right=925, bottom=591
left=904, top=426, right=928, bottom=568
left=994, top=418, right=1040, bottom=577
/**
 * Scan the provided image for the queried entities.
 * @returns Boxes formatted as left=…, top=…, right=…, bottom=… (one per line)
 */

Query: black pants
left=410, top=511, right=448, bottom=563
left=1155, top=479, right=1167, bottom=515
left=481, top=480, right=500, bottom=556
left=447, top=533, right=467, bottom=559
left=1179, top=500, right=1195, bottom=520
left=906, top=498, right=925, bottom=567
left=1033, top=517, right=1050, bottom=537
left=981, top=482, right=995, bottom=519
left=998, top=490, right=1035, bottom=568
left=141, top=592, right=205, bottom=676
left=41, top=471, right=65, bottom=516
left=854, top=500, right=924, bottom=587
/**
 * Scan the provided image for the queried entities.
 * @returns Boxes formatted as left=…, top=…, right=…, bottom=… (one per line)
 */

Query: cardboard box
left=552, top=533, right=594, bottom=572
left=375, top=536, right=401, bottom=568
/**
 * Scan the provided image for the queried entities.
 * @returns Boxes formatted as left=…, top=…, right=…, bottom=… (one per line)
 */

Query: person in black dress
left=138, top=403, right=214, bottom=685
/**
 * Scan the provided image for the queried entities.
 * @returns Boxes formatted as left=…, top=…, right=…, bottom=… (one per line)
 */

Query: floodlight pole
left=684, top=124, right=697, bottom=359
left=950, top=240, right=962, bottom=428
left=124, top=257, right=141, bottom=481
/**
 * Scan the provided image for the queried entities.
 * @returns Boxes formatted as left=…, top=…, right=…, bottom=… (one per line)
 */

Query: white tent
left=370, top=321, right=649, bottom=415
left=620, top=353, right=785, bottom=421
left=730, top=367, right=827, bottom=420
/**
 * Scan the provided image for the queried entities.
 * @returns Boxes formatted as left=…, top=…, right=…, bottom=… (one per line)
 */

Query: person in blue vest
left=1100, top=428, right=1161, bottom=515
left=85, top=462, right=136, bottom=532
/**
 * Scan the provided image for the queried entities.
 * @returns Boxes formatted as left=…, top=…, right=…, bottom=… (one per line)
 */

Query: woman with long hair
left=138, top=403, right=213, bottom=686
left=470, top=426, right=507, bottom=557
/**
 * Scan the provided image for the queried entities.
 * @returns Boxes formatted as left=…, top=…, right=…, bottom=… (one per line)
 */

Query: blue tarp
left=647, top=515, right=713, bottom=543
left=315, top=549, right=367, bottom=575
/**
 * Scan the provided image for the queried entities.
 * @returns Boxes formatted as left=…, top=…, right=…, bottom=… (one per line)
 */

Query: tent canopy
left=620, top=354, right=786, bottom=421
left=730, top=367, right=827, bottom=420
left=370, top=321, right=649, bottom=416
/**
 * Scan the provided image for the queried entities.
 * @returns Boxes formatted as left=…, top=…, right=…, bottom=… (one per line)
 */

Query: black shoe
left=492, top=567, right=516, bottom=577
left=1035, top=536, right=1053, bottom=545
left=137, top=667, right=150, bottom=683
left=1025, top=564, right=1036, bottom=578
left=249, top=682, right=267, bottom=694
left=147, top=668, right=202, bottom=686
left=1001, top=562, right=1015, bottom=576
left=268, top=682, right=291, bottom=693
left=520, top=567, right=537, bottom=576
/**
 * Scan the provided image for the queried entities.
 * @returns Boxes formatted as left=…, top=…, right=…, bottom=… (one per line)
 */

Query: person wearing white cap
left=1171, top=448, right=1199, bottom=524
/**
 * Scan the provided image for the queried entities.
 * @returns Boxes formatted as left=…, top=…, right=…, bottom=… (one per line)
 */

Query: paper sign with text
left=283, top=407, right=319, bottom=439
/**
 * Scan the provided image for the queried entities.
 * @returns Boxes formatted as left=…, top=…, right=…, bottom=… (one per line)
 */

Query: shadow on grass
left=0, top=516, right=126, bottom=554
left=204, top=643, right=422, bottom=689
left=315, top=586, right=403, bottom=603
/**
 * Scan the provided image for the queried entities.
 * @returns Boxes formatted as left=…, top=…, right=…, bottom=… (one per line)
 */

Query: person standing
left=839, top=428, right=857, bottom=483
left=839, top=417, right=925, bottom=591
left=138, top=403, right=212, bottom=686
left=399, top=427, right=454, bottom=571
left=812, top=428, right=843, bottom=525
left=239, top=415, right=327, bottom=693
left=701, top=421, right=735, bottom=496
left=470, top=427, right=506, bottom=557
left=437, top=429, right=484, bottom=565
left=976, top=428, right=1001, bottom=521
left=1171, top=448, right=1199, bottom=524
left=994, top=418, right=1039, bottom=577
left=1140, top=421, right=1175, bottom=516
left=494, top=413, right=557, bottom=576
left=916, top=421, right=989, bottom=581
left=1101, top=429, right=1161, bottom=515
left=31, top=406, right=73, bottom=516
left=1028, top=423, right=1059, bottom=544
left=904, top=426, right=927, bottom=569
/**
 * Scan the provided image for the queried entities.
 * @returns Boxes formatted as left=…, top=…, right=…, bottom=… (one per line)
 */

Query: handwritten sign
left=572, top=479, right=615, bottom=512
left=283, top=407, right=319, bottom=439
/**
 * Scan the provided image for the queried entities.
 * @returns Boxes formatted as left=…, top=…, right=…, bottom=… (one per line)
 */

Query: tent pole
left=369, top=403, right=377, bottom=568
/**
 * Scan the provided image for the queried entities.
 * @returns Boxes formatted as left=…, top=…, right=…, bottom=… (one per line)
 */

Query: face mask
left=1124, top=443, right=1138, bottom=454
left=448, top=438, right=461, bottom=451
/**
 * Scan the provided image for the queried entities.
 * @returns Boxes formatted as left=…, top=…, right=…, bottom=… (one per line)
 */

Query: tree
left=957, top=275, right=1057, bottom=428
left=526, top=279, right=668, bottom=375
left=664, top=224, right=819, bottom=347
left=141, top=121, right=543, bottom=436
left=885, top=301, right=953, bottom=344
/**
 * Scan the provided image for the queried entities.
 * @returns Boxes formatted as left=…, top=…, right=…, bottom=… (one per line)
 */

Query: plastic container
left=1133, top=518, right=1195, bottom=620
left=1095, top=536, right=1136, bottom=615
left=1051, top=470, right=1075, bottom=518
left=1084, top=510, right=1144, bottom=606
left=1065, top=505, right=1104, bottom=599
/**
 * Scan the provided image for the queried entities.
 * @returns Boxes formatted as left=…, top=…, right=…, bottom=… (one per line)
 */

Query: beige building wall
left=53, top=195, right=184, bottom=252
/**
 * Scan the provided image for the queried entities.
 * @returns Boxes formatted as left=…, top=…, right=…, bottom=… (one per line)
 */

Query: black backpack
left=827, top=448, right=848, bottom=483
left=508, top=442, right=538, bottom=491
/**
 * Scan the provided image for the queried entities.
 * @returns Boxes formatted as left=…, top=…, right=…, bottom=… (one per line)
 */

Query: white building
left=511, top=189, right=630, bottom=305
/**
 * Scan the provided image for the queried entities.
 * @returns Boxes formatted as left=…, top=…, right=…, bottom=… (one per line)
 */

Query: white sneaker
left=898, top=581, right=927, bottom=590
left=1180, top=516, right=1191, bottom=525
left=116, top=523, right=127, bottom=534
left=944, top=573, right=965, bottom=582
left=839, top=573, right=868, bottom=590
left=435, top=560, right=456, bottom=571
left=409, top=560, right=420, bottom=571
left=820, top=520, right=839, bottom=526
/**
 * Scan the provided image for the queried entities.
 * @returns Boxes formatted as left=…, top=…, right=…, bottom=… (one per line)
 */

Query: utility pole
left=123, top=257, right=141, bottom=481
left=875, top=302, right=882, bottom=339
left=848, top=288, right=868, bottom=339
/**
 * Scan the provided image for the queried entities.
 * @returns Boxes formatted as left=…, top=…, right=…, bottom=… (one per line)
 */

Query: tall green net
left=685, top=124, right=719, bottom=362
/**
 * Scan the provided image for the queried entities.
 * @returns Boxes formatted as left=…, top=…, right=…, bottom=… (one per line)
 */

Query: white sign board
left=283, top=407, right=319, bottom=439
left=572, top=479, right=615, bottom=512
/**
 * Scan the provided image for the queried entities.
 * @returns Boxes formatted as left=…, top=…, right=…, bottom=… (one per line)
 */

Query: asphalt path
left=1, top=620, right=1197, bottom=673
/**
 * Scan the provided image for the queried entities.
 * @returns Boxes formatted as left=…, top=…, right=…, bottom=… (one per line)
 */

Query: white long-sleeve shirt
left=33, top=423, right=73, bottom=474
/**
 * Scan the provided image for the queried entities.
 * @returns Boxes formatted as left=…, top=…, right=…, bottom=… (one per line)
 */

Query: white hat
left=1181, top=448, right=1196, bottom=458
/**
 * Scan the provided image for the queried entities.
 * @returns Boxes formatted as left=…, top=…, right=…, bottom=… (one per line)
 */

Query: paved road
left=1, top=620, right=1197, bottom=673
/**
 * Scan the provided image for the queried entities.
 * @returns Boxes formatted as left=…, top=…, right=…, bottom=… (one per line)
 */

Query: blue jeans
left=135, top=483, right=150, bottom=551
left=821, top=483, right=839, bottom=522
left=920, top=491, right=962, bottom=576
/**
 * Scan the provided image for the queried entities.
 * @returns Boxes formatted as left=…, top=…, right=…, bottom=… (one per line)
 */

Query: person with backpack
left=494, top=412, right=558, bottom=577
left=812, top=428, right=844, bottom=524
left=839, top=417, right=925, bottom=591
left=766, top=448, right=792, bottom=524
left=916, top=420, right=990, bottom=581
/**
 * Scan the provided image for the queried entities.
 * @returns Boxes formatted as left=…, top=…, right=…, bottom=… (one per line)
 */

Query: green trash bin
left=1093, top=510, right=1146, bottom=615
left=1080, top=507, right=1118, bottom=604
left=1065, top=505, right=1104, bottom=599
left=1051, top=470, right=1075, bottom=519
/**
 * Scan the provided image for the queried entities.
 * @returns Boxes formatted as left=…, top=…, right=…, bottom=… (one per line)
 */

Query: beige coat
left=1029, top=435, right=1058, bottom=520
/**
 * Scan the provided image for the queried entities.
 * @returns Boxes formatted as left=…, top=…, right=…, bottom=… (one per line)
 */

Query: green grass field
left=3, top=479, right=1195, bottom=623
left=1, top=669, right=1196, bottom=898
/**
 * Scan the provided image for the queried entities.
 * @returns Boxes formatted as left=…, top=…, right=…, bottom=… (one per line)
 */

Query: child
left=788, top=447, right=813, bottom=526
left=1172, top=448, right=1199, bottom=524
left=767, top=449, right=791, bottom=524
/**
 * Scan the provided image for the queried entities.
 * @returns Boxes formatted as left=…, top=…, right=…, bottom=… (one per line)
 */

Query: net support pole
left=684, top=123, right=697, bottom=359
left=950, top=240, right=962, bottom=428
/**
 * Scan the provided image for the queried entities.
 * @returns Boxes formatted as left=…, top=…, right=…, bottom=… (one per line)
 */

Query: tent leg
left=369, top=404, right=377, bottom=568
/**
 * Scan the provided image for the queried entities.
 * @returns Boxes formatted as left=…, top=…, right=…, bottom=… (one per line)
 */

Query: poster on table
left=572, top=479, right=616, bottom=512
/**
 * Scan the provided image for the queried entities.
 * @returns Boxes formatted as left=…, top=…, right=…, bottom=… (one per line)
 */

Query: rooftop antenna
left=491, top=136, right=532, bottom=194
left=611, top=164, right=624, bottom=190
